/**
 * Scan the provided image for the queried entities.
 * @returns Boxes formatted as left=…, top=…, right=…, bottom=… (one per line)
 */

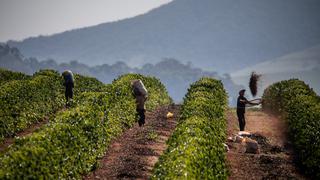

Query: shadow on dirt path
left=226, top=109, right=307, bottom=180
left=85, top=104, right=180, bottom=180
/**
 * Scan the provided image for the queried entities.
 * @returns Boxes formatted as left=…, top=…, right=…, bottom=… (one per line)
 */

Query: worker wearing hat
left=237, top=89, right=260, bottom=131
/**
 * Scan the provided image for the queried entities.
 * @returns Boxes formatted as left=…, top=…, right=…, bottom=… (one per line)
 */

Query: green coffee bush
left=262, top=79, right=320, bottom=178
left=0, top=73, right=171, bottom=179
left=0, top=69, right=106, bottom=142
left=0, top=68, right=30, bottom=85
left=152, top=77, right=228, bottom=179
left=0, top=70, right=64, bottom=141
left=113, top=73, right=172, bottom=110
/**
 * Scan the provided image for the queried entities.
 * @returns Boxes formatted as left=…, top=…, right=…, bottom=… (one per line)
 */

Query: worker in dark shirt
left=131, top=80, right=148, bottom=127
left=62, top=70, right=74, bottom=107
left=237, top=89, right=261, bottom=131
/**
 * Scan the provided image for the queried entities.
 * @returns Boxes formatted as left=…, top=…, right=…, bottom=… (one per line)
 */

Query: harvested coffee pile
left=249, top=71, right=261, bottom=97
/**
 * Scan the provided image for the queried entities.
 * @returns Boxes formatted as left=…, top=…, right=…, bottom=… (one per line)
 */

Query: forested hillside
left=0, top=44, right=243, bottom=104
left=7, top=0, right=320, bottom=73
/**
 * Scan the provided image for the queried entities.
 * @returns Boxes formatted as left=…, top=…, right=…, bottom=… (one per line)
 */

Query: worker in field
left=131, top=79, right=148, bottom=127
left=237, top=89, right=261, bottom=131
left=62, top=70, right=74, bottom=107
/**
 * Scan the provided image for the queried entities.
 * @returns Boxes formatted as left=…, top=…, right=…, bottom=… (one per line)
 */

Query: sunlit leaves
left=0, top=72, right=171, bottom=179
left=152, top=77, right=228, bottom=179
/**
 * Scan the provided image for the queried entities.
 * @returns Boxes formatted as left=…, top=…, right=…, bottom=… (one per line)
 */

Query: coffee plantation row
left=0, top=70, right=105, bottom=143
left=152, top=77, right=228, bottom=179
left=0, top=68, right=30, bottom=85
left=262, top=79, right=320, bottom=178
left=0, top=71, right=171, bottom=178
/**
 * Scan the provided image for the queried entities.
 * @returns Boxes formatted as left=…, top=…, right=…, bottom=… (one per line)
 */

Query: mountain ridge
left=231, top=45, right=320, bottom=77
left=230, top=45, right=320, bottom=96
left=7, top=0, right=320, bottom=73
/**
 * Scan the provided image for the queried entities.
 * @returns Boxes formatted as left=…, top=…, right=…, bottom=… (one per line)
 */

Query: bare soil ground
left=226, top=109, right=306, bottom=180
left=84, top=105, right=179, bottom=180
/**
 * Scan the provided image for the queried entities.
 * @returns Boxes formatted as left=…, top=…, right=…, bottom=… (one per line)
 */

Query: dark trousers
left=237, top=111, right=246, bottom=131
left=137, top=108, right=145, bottom=126
left=65, top=83, right=73, bottom=102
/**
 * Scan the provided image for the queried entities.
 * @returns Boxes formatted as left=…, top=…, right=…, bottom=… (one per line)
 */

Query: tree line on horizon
left=0, top=44, right=244, bottom=104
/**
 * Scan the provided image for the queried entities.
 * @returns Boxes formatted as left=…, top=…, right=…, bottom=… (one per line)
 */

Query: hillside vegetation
left=0, top=44, right=243, bottom=104
left=7, top=0, right=320, bottom=73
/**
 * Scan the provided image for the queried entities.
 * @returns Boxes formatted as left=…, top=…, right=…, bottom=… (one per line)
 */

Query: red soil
left=84, top=105, right=179, bottom=180
left=226, top=109, right=306, bottom=180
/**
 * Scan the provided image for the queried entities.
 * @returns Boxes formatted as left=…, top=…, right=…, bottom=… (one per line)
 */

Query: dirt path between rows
left=226, top=109, right=306, bottom=180
left=0, top=108, right=66, bottom=153
left=85, top=105, right=180, bottom=180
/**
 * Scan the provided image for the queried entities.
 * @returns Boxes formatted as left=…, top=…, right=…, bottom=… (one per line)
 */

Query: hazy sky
left=0, top=0, right=172, bottom=42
